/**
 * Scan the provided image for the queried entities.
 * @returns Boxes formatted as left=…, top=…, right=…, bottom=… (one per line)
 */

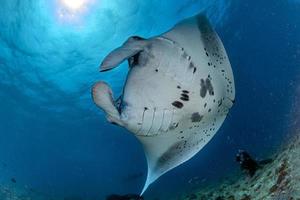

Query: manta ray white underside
left=92, top=14, right=235, bottom=194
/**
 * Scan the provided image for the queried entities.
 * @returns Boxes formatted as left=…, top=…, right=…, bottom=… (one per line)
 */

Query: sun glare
left=61, top=0, right=86, bottom=10
left=56, top=0, right=95, bottom=24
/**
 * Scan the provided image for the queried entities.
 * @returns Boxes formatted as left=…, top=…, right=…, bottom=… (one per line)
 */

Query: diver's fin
left=92, top=81, right=123, bottom=126
left=258, top=159, right=273, bottom=166
left=100, top=36, right=147, bottom=72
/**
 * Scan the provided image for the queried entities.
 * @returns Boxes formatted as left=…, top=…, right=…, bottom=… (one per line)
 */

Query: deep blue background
left=0, top=0, right=299, bottom=199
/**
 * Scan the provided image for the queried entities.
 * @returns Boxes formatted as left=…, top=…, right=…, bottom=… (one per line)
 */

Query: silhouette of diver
left=106, top=194, right=144, bottom=200
left=236, top=150, right=272, bottom=177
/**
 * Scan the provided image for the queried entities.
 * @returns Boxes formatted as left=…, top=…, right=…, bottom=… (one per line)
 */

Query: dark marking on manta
left=200, top=79, right=207, bottom=97
left=180, top=97, right=189, bottom=101
left=193, top=67, right=197, bottom=74
left=182, top=90, right=189, bottom=94
left=181, top=94, right=189, bottom=98
left=191, top=112, right=203, bottom=122
left=128, top=52, right=140, bottom=67
left=200, top=78, right=214, bottom=98
left=180, top=93, right=189, bottom=101
left=218, top=99, right=223, bottom=107
left=156, top=140, right=187, bottom=168
left=172, top=101, right=184, bottom=109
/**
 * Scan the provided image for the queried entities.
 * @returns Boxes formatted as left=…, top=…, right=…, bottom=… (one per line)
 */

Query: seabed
left=181, top=134, right=300, bottom=200
left=1, top=134, right=299, bottom=200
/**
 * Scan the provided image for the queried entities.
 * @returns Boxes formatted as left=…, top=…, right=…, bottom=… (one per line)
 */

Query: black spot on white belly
left=200, top=78, right=214, bottom=98
left=180, top=97, right=189, bottom=101
left=193, top=67, right=197, bottom=74
left=180, top=93, right=189, bottom=101
left=206, top=78, right=214, bottom=96
left=200, top=79, right=207, bottom=98
left=191, top=112, right=203, bottom=122
left=172, top=101, right=184, bottom=109
left=218, top=99, right=223, bottom=107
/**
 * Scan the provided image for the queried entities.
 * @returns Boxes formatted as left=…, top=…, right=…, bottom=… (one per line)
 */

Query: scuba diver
left=236, top=150, right=272, bottom=177
left=106, top=194, right=144, bottom=200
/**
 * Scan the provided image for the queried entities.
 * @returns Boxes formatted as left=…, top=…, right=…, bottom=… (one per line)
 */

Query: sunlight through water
left=56, top=0, right=95, bottom=23
left=61, top=0, right=86, bottom=10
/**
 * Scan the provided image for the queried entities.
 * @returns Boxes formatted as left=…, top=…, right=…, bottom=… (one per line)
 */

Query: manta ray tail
left=140, top=179, right=151, bottom=195
left=140, top=169, right=157, bottom=195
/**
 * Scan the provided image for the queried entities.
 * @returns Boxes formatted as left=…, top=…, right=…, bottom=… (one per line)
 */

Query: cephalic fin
left=100, top=36, right=148, bottom=72
left=92, top=81, right=123, bottom=126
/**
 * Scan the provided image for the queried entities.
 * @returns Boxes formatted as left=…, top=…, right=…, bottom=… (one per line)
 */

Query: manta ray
left=92, top=14, right=235, bottom=194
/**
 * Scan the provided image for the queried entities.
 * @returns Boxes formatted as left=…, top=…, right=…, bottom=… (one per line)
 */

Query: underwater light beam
left=61, top=0, right=86, bottom=10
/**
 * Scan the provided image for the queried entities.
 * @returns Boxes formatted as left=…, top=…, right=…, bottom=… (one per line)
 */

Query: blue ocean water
left=0, top=0, right=299, bottom=199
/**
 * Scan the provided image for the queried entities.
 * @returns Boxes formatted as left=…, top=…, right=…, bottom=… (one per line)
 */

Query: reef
left=1, top=134, right=299, bottom=200
left=181, top=134, right=300, bottom=200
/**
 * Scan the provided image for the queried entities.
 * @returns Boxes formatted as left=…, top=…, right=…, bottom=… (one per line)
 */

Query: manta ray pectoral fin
left=100, top=36, right=147, bottom=72
left=136, top=14, right=236, bottom=194
left=92, top=81, right=123, bottom=126
left=163, top=13, right=235, bottom=101
left=196, top=15, right=236, bottom=101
